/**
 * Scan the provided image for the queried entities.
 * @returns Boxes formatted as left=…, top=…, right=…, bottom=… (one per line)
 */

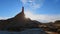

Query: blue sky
left=0, top=0, right=60, bottom=22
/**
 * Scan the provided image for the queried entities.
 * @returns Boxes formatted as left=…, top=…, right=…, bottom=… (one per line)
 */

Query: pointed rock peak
left=22, top=7, right=24, bottom=13
left=20, top=6, right=24, bottom=15
left=14, top=7, right=25, bottom=20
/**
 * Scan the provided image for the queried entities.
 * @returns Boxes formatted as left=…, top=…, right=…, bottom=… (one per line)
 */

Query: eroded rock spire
left=14, top=7, right=25, bottom=21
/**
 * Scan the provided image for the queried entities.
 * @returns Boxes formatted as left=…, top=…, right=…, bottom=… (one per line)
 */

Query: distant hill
left=54, top=20, right=60, bottom=24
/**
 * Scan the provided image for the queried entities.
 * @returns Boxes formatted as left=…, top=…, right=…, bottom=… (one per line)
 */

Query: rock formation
left=0, top=7, right=40, bottom=31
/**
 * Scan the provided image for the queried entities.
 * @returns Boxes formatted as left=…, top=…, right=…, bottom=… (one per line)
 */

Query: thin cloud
left=20, top=0, right=28, bottom=4
left=0, top=17, right=10, bottom=20
left=20, top=0, right=44, bottom=9
left=25, top=11, right=60, bottom=23
left=0, top=11, right=60, bottom=23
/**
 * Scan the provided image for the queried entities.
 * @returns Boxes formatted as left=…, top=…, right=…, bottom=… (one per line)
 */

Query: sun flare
left=25, top=12, right=31, bottom=18
left=25, top=11, right=34, bottom=20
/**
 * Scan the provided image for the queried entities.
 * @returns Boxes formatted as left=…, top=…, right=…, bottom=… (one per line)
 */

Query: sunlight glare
left=25, top=11, right=34, bottom=20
